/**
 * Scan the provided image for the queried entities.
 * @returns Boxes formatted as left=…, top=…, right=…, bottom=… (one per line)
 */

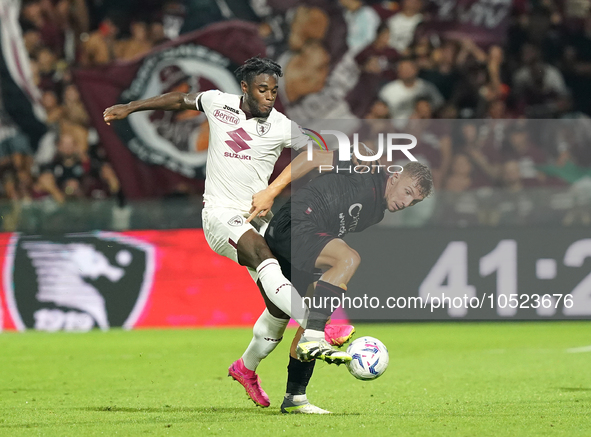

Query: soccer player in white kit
left=103, top=57, right=353, bottom=411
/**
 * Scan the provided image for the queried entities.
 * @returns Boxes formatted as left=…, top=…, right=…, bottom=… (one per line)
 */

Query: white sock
left=256, top=259, right=308, bottom=326
left=302, top=329, right=324, bottom=342
left=285, top=394, right=308, bottom=403
left=242, top=309, right=289, bottom=371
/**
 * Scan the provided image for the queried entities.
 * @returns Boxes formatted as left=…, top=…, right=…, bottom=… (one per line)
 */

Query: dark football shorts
left=265, top=199, right=336, bottom=295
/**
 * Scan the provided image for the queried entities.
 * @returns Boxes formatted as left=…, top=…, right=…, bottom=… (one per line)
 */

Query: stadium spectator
left=364, top=100, right=390, bottom=119
left=458, top=121, right=501, bottom=186
left=40, top=133, right=87, bottom=199
left=19, top=0, right=64, bottom=57
left=0, top=110, right=33, bottom=200
left=288, top=6, right=329, bottom=53
left=378, top=58, right=443, bottom=123
left=561, top=14, right=591, bottom=116
left=22, top=27, right=43, bottom=55
left=41, top=90, right=62, bottom=125
left=386, top=0, right=423, bottom=54
left=280, top=41, right=330, bottom=104
left=418, top=40, right=461, bottom=101
left=486, top=160, right=538, bottom=226
left=115, top=20, right=153, bottom=61
left=500, top=160, right=525, bottom=193
left=347, top=23, right=399, bottom=118
left=408, top=34, right=433, bottom=71
left=443, top=153, right=475, bottom=192
left=35, top=46, right=60, bottom=91
left=53, top=0, right=90, bottom=63
left=78, top=12, right=123, bottom=67
left=61, top=84, right=89, bottom=128
left=405, top=99, right=452, bottom=188
left=339, top=0, right=381, bottom=55
left=444, top=38, right=491, bottom=118
left=512, top=43, right=569, bottom=118
left=501, top=124, right=548, bottom=187
left=149, top=18, right=169, bottom=46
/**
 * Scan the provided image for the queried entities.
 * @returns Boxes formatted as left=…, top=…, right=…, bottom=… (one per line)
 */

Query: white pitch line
left=566, top=345, right=591, bottom=353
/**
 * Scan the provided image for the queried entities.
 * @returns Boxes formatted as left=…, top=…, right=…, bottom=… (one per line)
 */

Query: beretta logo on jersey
left=256, top=120, right=271, bottom=136
left=115, top=44, right=242, bottom=178
left=213, top=109, right=239, bottom=125
left=3, top=233, right=155, bottom=332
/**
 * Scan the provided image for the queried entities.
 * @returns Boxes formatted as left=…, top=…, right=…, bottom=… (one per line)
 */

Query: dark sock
left=115, top=189, right=126, bottom=208
left=306, top=281, right=343, bottom=332
left=286, top=355, right=315, bottom=396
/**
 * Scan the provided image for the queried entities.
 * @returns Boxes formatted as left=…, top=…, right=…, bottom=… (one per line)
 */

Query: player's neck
left=239, top=96, right=254, bottom=120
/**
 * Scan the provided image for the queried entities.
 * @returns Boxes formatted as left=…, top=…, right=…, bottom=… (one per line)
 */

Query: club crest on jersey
left=256, top=120, right=271, bottom=136
left=228, top=215, right=244, bottom=227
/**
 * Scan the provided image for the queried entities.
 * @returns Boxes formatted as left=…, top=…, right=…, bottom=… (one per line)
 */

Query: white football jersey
left=198, top=90, right=308, bottom=212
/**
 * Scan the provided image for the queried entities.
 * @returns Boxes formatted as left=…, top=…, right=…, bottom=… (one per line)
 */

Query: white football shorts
left=202, top=206, right=270, bottom=271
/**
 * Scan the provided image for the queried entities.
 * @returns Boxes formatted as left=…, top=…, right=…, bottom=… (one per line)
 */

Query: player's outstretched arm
left=103, top=92, right=199, bottom=125
left=246, top=149, right=333, bottom=222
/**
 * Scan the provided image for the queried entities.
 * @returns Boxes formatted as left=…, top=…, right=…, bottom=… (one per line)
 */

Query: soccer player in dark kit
left=235, top=161, right=433, bottom=413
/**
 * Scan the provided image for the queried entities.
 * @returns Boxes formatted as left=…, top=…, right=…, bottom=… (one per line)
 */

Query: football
left=346, top=336, right=389, bottom=380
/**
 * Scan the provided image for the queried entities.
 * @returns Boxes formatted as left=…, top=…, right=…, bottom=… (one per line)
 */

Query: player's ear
left=240, top=80, right=248, bottom=94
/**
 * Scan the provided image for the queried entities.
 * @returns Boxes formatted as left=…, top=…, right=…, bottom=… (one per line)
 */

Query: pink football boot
left=325, top=324, right=355, bottom=347
left=228, top=358, right=270, bottom=407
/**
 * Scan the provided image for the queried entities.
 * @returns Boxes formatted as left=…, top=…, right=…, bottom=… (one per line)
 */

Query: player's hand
left=247, top=188, right=276, bottom=223
left=103, top=104, right=132, bottom=125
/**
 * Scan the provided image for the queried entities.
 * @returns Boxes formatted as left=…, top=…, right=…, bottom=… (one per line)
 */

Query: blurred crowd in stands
left=1, top=0, right=591, bottom=214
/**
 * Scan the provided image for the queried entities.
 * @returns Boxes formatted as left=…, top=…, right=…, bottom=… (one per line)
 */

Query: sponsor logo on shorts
left=213, top=109, right=239, bottom=125
left=256, top=120, right=271, bottom=136
left=228, top=215, right=244, bottom=226
left=223, top=105, right=239, bottom=114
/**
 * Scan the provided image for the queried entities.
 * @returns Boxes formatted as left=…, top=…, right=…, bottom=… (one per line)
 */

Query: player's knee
left=237, top=231, right=274, bottom=267
left=342, top=248, right=361, bottom=272
left=253, top=241, right=274, bottom=266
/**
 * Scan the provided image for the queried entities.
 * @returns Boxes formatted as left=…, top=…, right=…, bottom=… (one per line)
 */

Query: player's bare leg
left=236, top=230, right=308, bottom=326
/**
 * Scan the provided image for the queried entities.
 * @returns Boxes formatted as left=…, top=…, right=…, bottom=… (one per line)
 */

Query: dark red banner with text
left=423, top=0, right=515, bottom=47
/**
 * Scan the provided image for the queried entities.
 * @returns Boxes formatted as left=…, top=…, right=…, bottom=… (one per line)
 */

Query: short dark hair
left=235, top=57, right=283, bottom=86
left=403, top=161, right=433, bottom=197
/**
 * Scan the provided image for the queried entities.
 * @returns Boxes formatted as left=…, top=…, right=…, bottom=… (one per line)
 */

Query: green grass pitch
left=1, top=322, right=590, bottom=436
